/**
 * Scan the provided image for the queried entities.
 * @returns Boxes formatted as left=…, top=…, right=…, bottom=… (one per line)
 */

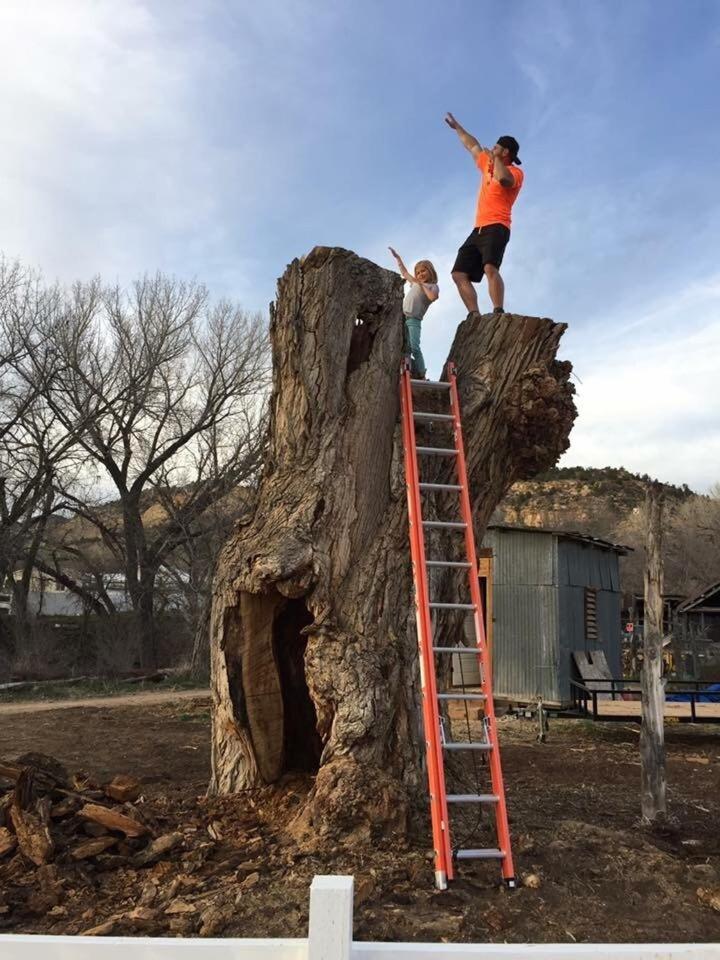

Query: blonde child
left=389, top=247, right=439, bottom=379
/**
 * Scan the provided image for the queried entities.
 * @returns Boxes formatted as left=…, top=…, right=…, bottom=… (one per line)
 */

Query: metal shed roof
left=487, top=524, right=632, bottom=556
left=677, top=581, right=720, bottom=613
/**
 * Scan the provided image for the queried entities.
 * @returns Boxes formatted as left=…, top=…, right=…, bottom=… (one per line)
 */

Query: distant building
left=8, top=566, right=131, bottom=616
left=6, top=563, right=186, bottom=618
left=673, top=582, right=720, bottom=676
left=456, top=525, right=630, bottom=707
left=677, top=582, right=720, bottom=644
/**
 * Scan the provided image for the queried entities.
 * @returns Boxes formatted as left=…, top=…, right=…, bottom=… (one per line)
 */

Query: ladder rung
left=456, top=848, right=505, bottom=861
left=416, top=446, right=457, bottom=456
left=419, top=483, right=462, bottom=492
left=413, top=411, right=455, bottom=422
left=410, top=379, right=451, bottom=389
left=437, top=693, right=486, bottom=701
left=422, top=520, right=466, bottom=530
left=447, top=794, right=499, bottom=804
left=432, top=646, right=479, bottom=654
left=429, top=602, right=476, bottom=610
left=426, top=560, right=471, bottom=568
left=442, top=742, right=492, bottom=751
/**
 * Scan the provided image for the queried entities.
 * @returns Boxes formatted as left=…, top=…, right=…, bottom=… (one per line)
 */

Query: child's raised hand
left=388, top=246, right=400, bottom=261
left=444, top=112, right=459, bottom=129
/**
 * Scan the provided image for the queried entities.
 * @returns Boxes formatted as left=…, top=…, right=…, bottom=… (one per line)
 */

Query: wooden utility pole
left=640, top=481, right=666, bottom=821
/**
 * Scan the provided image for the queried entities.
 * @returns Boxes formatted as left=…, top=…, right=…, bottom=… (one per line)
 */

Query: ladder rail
left=447, top=362, right=515, bottom=884
left=399, top=364, right=453, bottom=888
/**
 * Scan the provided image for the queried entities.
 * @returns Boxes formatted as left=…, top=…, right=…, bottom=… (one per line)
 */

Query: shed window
left=585, top=588, right=598, bottom=643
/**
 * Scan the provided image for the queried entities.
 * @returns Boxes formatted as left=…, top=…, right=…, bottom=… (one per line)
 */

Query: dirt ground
left=1, top=694, right=720, bottom=944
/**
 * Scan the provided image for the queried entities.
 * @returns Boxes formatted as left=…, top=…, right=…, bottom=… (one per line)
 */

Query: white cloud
left=0, top=1, right=249, bottom=285
left=562, top=295, right=720, bottom=492
left=0, top=0, right=353, bottom=302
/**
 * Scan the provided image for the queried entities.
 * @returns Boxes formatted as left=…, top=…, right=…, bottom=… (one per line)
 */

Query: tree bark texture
left=209, top=247, right=576, bottom=840
left=640, top=482, right=667, bottom=821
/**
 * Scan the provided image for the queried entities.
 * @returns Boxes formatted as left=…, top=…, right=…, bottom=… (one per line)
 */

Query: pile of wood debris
left=0, top=752, right=212, bottom=935
left=0, top=752, right=327, bottom=938
left=0, top=753, right=181, bottom=870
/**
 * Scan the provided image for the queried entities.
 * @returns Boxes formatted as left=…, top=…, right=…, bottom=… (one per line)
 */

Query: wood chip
left=80, top=915, right=123, bottom=936
left=125, top=906, right=157, bottom=922
left=139, top=879, right=158, bottom=905
left=83, top=822, right=109, bottom=838
left=78, top=803, right=149, bottom=838
left=199, top=904, right=233, bottom=937
left=9, top=804, right=54, bottom=865
left=697, top=887, right=720, bottom=912
left=240, top=871, right=260, bottom=891
left=70, top=836, right=118, bottom=860
left=207, top=820, right=223, bottom=840
left=105, top=775, right=142, bottom=803
left=355, top=875, right=375, bottom=905
left=133, top=832, right=182, bottom=866
left=50, top=797, right=79, bottom=818
left=164, top=899, right=197, bottom=915
left=0, top=827, right=17, bottom=856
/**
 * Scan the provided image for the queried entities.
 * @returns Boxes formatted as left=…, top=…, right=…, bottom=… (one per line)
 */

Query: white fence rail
left=0, top=875, right=717, bottom=959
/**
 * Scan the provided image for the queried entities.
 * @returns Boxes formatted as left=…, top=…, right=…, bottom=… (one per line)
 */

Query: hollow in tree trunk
left=209, top=247, right=576, bottom=841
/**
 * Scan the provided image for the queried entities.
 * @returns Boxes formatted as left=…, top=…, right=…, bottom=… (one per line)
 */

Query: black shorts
left=452, top=224, right=511, bottom=282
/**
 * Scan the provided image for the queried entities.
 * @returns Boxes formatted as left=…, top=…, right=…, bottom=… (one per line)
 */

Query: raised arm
left=388, top=247, right=415, bottom=284
left=444, top=112, right=488, bottom=159
left=388, top=249, right=439, bottom=301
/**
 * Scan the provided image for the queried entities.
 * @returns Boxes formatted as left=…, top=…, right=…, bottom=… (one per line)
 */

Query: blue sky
left=1, top=0, right=719, bottom=489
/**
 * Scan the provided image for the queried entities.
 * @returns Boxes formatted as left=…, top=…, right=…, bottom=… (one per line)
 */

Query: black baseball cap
left=497, top=135, right=521, bottom=165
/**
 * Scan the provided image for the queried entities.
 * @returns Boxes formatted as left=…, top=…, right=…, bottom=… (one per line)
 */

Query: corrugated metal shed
left=474, top=525, right=627, bottom=705
left=482, top=528, right=560, bottom=702
left=488, top=527, right=555, bottom=588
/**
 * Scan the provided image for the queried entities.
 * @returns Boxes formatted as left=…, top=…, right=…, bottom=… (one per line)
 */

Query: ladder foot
left=504, top=877, right=518, bottom=890
left=434, top=870, right=448, bottom=891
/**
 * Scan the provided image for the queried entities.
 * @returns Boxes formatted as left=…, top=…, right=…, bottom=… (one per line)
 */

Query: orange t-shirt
left=474, top=153, right=524, bottom=230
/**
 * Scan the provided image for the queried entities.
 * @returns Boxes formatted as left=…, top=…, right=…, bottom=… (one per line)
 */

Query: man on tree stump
left=445, top=112, right=524, bottom=316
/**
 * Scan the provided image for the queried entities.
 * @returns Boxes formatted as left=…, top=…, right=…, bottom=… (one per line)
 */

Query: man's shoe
left=493, top=306, right=504, bottom=315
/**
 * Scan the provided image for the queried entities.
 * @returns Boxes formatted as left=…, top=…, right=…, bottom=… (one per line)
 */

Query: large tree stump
left=209, top=247, right=576, bottom=841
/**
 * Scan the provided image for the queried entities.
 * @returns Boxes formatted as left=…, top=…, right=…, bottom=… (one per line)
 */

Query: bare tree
left=18, top=273, right=269, bottom=669
left=155, top=481, right=255, bottom=679
left=665, top=491, right=720, bottom=596
left=0, top=265, right=77, bottom=651
left=616, top=487, right=720, bottom=601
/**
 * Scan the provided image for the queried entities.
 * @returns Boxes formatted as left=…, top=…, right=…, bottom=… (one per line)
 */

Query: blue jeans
left=405, top=316, right=426, bottom=378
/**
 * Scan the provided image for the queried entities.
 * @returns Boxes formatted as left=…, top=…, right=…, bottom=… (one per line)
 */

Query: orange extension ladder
left=400, top=360, right=515, bottom=891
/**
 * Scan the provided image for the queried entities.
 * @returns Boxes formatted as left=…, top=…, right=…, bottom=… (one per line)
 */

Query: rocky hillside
left=495, top=466, right=694, bottom=537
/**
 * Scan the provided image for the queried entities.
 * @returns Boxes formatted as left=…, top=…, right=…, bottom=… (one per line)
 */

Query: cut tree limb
left=209, top=247, right=576, bottom=838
